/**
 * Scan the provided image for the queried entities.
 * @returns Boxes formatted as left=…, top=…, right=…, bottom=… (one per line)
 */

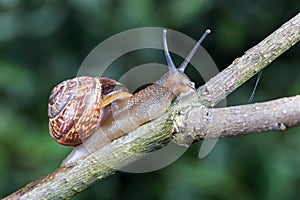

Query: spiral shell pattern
left=48, top=76, right=130, bottom=146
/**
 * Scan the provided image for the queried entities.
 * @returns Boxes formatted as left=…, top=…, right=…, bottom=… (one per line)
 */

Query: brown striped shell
left=48, top=76, right=132, bottom=146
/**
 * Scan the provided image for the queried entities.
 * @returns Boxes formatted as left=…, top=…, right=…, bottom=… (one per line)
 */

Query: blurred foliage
left=0, top=0, right=299, bottom=199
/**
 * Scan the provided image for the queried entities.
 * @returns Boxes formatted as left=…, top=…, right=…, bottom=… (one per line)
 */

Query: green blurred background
left=0, top=0, right=299, bottom=199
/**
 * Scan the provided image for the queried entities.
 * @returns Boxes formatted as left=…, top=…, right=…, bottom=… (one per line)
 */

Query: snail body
left=48, top=29, right=210, bottom=166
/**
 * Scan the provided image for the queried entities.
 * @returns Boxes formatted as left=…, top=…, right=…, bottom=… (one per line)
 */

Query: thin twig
left=197, top=12, right=300, bottom=107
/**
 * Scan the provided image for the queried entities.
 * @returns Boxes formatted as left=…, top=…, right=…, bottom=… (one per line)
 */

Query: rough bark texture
left=173, top=95, right=300, bottom=144
left=4, top=12, right=300, bottom=200
left=197, top=12, right=300, bottom=107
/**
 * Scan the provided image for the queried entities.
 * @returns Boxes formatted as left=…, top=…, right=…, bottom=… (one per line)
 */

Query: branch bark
left=4, top=12, right=300, bottom=200
left=173, top=95, right=300, bottom=144
left=197, top=12, right=300, bottom=107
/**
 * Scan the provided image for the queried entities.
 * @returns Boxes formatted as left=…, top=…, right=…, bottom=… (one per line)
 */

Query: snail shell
left=48, top=76, right=132, bottom=146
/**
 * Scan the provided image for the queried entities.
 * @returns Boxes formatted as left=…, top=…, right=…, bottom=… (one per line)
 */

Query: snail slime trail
left=48, top=29, right=211, bottom=166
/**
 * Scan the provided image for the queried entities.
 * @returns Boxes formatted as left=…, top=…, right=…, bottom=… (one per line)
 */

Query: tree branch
left=197, top=12, right=300, bottom=107
left=173, top=95, right=300, bottom=144
left=4, top=12, right=300, bottom=200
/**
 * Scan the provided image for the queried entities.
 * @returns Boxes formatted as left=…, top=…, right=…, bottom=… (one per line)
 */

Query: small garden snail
left=48, top=29, right=211, bottom=166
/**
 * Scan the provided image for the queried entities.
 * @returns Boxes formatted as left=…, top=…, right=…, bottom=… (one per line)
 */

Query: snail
left=48, top=29, right=211, bottom=166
